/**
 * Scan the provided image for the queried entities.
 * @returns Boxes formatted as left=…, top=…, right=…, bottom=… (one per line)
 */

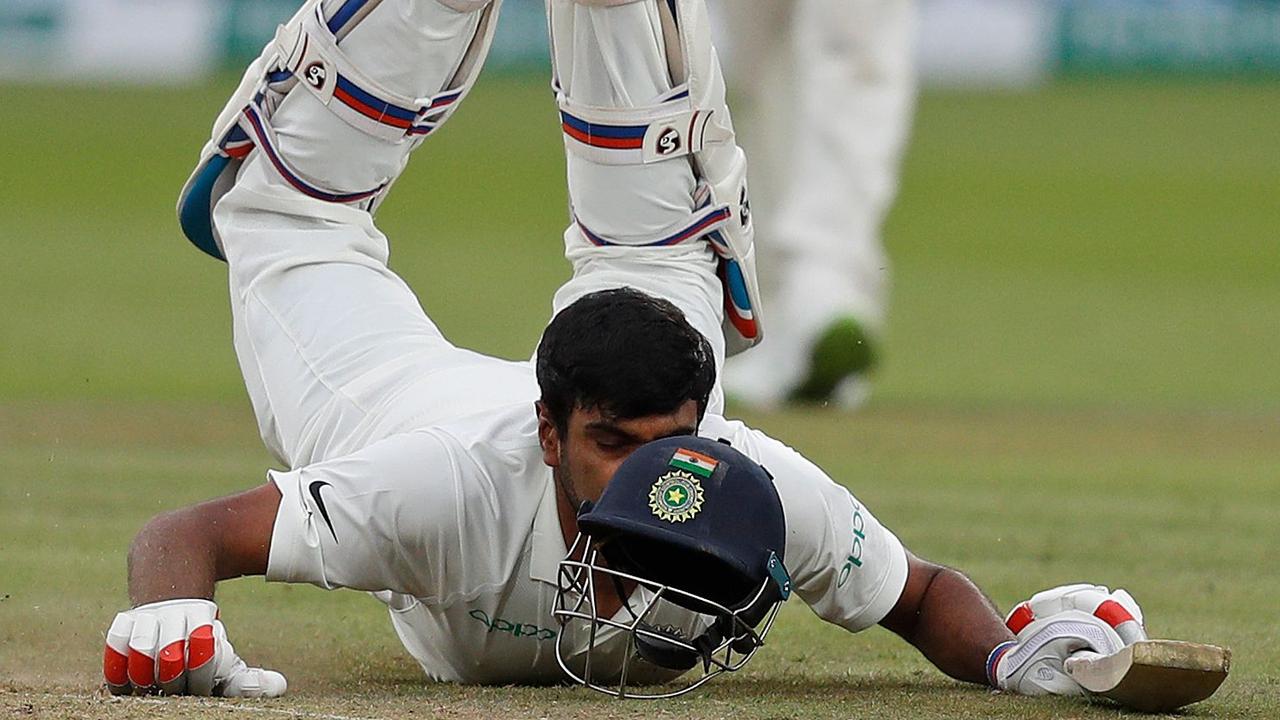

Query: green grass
left=1, top=75, right=1278, bottom=718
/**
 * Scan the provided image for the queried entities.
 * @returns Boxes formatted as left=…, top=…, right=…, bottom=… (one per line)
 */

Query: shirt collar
left=529, top=468, right=569, bottom=586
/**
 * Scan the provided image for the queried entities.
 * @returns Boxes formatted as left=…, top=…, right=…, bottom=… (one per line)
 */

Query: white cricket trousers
left=215, top=154, right=725, bottom=472
left=210, top=0, right=730, bottom=470
left=720, top=0, right=917, bottom=339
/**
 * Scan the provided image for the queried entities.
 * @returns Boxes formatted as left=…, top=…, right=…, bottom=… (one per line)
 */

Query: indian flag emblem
left=648, top=470, right=705, bottom=523
left=669, top=447, right=718, bottom=479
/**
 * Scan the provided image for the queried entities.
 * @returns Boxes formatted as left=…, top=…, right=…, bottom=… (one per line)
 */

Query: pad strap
left=274, top=5, right=445, bottom=141
left=558, top=86, right=728, bottom=166
left=577, top=202, right=730, bottom=248
left=267, top=0, right=495, bottom=143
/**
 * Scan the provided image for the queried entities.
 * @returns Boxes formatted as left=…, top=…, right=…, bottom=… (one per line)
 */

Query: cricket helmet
left=553, top=435, right=791, bottom=698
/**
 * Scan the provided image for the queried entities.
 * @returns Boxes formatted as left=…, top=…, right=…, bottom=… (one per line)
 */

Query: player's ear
left=535, top=401, right=562, bottom=468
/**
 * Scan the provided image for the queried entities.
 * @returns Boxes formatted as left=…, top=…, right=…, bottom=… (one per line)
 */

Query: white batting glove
left=103, top=599, right=287, bottom=697
left=988, top=583, right=1146, bottom=696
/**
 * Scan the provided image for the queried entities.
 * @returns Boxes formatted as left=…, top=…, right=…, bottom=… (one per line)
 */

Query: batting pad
left=178, top=0, right=499, bottom=260
left=548, top=0, right=763, bottom=354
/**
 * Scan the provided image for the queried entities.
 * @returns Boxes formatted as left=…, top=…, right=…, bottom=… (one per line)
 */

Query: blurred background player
left=715, top=0, right=918, bottom=409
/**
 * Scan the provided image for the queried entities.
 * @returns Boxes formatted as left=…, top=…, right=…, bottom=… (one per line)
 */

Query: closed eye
left=586, top=427, right=641, bottom=454
left=595, top=437, right=637, bottom=453
left=582, top=417, right=698, bottom=454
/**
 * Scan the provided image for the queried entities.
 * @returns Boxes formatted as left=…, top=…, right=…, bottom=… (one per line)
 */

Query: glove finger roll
left=186, top=622, right=219, bottom=695
left=126, top=612, right=160, bottom=694
left=156, top=608, right=189, bottom=695
left=103, top=612, right=135, bottom=695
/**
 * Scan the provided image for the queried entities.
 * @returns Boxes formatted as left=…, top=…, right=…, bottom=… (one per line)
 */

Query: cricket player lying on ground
left=104, top=0, right=1146, bottom=702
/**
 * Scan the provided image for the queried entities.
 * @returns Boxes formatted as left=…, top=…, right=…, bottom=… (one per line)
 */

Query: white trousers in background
left=718, top=0, right=918, bottom=400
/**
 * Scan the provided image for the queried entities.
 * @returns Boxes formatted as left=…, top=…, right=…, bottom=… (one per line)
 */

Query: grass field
left=1, top=74, right=1278, bottom=719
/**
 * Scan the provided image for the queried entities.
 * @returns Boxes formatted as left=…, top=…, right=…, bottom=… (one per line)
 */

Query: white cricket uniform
left=216, top=158, right=907, bottom=685
left=207, top=0, right=908, bottom=686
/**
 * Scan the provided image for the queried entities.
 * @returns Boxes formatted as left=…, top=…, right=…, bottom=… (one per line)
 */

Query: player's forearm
left=880, top=556, right=1014, bottom=685
left=127, top=507, right=219, bottom=605
left=897, top=566, right=1014, bottom=684
left=126, top=483, right=281, bottom=606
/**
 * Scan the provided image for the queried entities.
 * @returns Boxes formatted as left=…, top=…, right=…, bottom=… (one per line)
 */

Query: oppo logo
left=468, top=609, right=557, bottom=641
left=836, top=502, right=867, bottom=588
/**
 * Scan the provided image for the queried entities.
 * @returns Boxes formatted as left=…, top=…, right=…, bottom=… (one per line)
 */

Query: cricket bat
left=1064, top=640, right=1231, bottom=713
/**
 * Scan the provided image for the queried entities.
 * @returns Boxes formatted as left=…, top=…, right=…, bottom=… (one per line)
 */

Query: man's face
left=537, top=400, right=700, bottom=509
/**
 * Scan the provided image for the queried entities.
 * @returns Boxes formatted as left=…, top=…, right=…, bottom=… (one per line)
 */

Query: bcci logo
left=648, top=470, right=704, bottom=523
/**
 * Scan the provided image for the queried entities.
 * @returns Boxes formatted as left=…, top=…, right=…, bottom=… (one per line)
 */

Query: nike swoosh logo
left=307, top=480, right=339, bottom=543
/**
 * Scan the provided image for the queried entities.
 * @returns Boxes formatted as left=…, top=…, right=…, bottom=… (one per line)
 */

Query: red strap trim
left=334, top=87, right=414, bottom=129
left=1006, top=602, right=1035, bottom=634
left=726, top=302, right=758, bottom=339
left=562, top=123, right=644, bottom=150
left=717, top=263, right=759, bottom=340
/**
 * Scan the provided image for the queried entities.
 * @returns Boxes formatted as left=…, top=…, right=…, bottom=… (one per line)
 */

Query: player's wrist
left=131, top=598, right=218, bottom=612
left=986, top=639, right=1017, bottom=689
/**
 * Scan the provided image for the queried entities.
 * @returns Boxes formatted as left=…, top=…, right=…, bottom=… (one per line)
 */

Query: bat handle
left=1064, top=649, right=1105, bottom=672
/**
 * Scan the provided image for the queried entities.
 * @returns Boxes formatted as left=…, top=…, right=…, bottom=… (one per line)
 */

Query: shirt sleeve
left=265, top=428, right=485, bottom=599
left=701, top=416, right=910, bottom=632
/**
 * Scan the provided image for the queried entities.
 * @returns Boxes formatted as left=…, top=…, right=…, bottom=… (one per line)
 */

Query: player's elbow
left=128, top=508, right=177, bottom=567
left=879, top=552, right=947, bottom=642
left=125, top=485, right=279, bottom=605
left=124, top=505, right=216, bottom=602
left=126, top=506, right=212, bottom=573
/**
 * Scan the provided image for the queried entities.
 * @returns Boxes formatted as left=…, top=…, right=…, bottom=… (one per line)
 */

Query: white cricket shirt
left=266, top=370, right=908, bottom=684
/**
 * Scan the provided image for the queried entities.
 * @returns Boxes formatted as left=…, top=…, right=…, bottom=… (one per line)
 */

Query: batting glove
left=103, top=599, right=287, bottom=697
left=988, top=583, right=1146, bottom=696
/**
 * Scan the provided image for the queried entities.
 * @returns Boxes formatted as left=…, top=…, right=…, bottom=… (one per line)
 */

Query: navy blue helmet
left=554, top=435, right=792, bottom=698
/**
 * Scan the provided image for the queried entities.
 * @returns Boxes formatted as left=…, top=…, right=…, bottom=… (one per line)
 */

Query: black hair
left=536, top=288, right=716, bottom=432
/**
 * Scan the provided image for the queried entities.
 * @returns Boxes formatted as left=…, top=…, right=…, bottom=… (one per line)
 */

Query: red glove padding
left=103, top=599, right=286, bottom=697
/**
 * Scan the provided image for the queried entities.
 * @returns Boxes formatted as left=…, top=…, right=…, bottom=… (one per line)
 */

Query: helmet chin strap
left=631, top=573, right=780, bottom=673
left=552, top=542, right=791, bottom=699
